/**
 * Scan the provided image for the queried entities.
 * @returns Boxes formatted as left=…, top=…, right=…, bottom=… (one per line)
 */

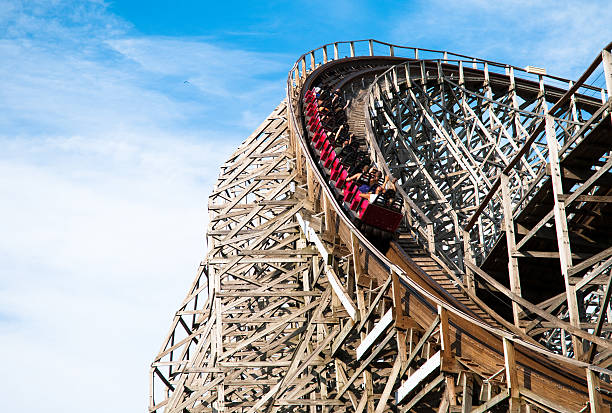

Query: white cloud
left=0, top=2, right=286, bottom=412
left=0, top=130, right=231, bottom=412
left=390, top=0, right=612, bottom=79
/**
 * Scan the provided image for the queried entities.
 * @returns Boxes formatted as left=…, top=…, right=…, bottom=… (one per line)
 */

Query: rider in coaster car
left=359, top=176, right=398, bottom=207
left=346, top=164, right=371, bottom=186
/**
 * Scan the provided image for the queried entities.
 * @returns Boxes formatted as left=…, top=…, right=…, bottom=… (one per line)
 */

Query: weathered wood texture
left=150, top=40, right=612, bottom=412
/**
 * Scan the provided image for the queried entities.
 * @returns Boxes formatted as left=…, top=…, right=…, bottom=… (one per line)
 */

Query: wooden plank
left=501, top=173, right=522, bottom=328
left=273, top=399, right=345, bottom=406
left=402, top=315, right=441, bottom=377
left=519, top=388, right=576, bottom=413
left=326, top=265, right=358, bottom=320
left=396, top=351, right=441, bottom=403
left=569, top=245, right=612, bottom=277
left=401, top=373, right=445, bottom=412
left=336, top=330, right=396, bottom=399
left=461, top=373, right=473, bottom=413
left=587, top=368, right=604, bottom=413
left=357, top=308, right=393, bottom=360
left=466, top=261, right=612, bottom=351
left=559, top=195, right=612, bottom=203
left=469, top=389, right=510, bottom=413
left=216, top=291, right=320, bottom=297
left=503, top=337, right=519, bottom=403
left=357, top=276, right=392, bottom=332
left=375, top=356, right=403, bottom=413
left=438, top=305, right=455, bottom=372
left=331, top=318, right=356, bottom=356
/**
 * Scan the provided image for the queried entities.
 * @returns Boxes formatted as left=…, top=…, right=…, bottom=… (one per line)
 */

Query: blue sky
left=1, top=1, right=611, bottom=411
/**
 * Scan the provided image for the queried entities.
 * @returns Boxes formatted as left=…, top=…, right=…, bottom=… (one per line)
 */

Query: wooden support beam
left=463, top=230, right=476, bottom=294
left=401, top=373, right=445, bottom=412
left=336, top=330, right=396, bottom=399
left=438, top=305, right=456, bottom=373
left=503, top=337, right=520, bottom=412
left=326, top=265, right=358, bottom=320
left=569, top=245, right=612, bottom=277
left=602, top=49, right=612, bottom=103
left=392, top=270, right=418, bottom=329
left=547, top=113, right=585, bottom=358
left=402, top=315, right=441, bottom=377
left=470, top=389, right=510, bottom=413
left=585, top=272, right=612, bottom=363
left=396, top=351, right=442, bottom=403
left=331, top=318, right=356, bottom=356
left=461, top=373, right=473, bottom=413
left=517, top=155, right=612, bottom=252
left=501, top=174, right=522, bottom=328
left=586, top=368, right=604, bottom=413
left=357, top=276, right=392, bottom=333
left=357, top=309, right=393, bottom=360
left=375, top=356, right=402, bottom=413
left=466, top=261, right=612, bottom=352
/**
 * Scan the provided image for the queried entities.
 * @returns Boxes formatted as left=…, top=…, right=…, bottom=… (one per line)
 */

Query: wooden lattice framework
left=150, top=40, right=612, bottom=412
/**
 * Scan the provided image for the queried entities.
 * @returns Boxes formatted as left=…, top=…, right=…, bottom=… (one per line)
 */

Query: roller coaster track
left=150, top=40, right=612, bottom=412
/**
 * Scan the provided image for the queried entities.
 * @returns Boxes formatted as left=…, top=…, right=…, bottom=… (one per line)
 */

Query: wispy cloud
left=0, top=2, right=287, bottom=411
left=390, top=0, right=612, bottom=79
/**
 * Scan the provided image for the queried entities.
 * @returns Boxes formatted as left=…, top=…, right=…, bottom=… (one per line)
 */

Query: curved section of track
left=287, top=41, right=612, bottom=411
left=149, top=40, right=612, bottom=412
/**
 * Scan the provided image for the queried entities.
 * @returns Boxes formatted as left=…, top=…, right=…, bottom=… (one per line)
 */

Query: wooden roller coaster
left=149, top=40, right=612, bottom=412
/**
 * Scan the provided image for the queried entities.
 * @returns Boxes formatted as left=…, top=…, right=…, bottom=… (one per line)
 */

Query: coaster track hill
left=150, top=40, right=612, bottom=412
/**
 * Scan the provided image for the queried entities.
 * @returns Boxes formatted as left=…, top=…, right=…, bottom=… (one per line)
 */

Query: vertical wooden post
left=501, top=174, right=523, bottom=328
left=602, top=49, right=612, bottom=105
left=503, top=337, right=520, bottom=412
left=214, top=260, right=224, bottom=410
left=375, top=356, right=402, bottom=413
left=351, top=232, right=362, bottom=282
left=438, top=305, right=453, bottom=372
left=334, top=42, right=339, bottom=60
left=420, top=60, right=426, bottom=85
left=322, top=45, right=328, bottom=64
left=546, top=114, right=582, bottom=358
left=392, top=66, right=399, bottom=92
left=323, top=196, right=331, bottom=234
left=461, top=373, right=473, bottom=413
left=216, top=375, right=225, bottom=412
left=463, top=230, right=475, bottom=294
left=586, top=368, right=604, bottom=413
left=301, top=57, right=307, bottom=80
left=427, top=222, right=435, bottom=253
left=306, top=163, right=315, bottom=203
left=568, top=80, right=580, bottom=134
left=389, top=44, right=394, bottom=57
left=368, top=39, right=374, bottom=56
left=405, top=62, right=412, bottom=88
left=350, top=41, right=355, bottom=57
left=310, top=51, right=315, bottom=71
